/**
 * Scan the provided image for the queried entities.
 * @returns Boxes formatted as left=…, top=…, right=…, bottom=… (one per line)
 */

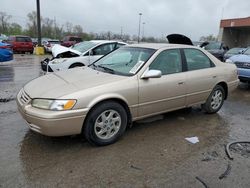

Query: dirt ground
left=0, top=54, right=250, bottom=188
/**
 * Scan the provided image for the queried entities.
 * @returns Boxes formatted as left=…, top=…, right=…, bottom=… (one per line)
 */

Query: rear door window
left=184, top=49, right=214, bottom=71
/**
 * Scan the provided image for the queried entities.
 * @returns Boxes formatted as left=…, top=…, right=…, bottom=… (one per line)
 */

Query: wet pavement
left=0, top=54, right=250, bottom=188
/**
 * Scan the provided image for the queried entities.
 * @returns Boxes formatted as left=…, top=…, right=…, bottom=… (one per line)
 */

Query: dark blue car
left=0, top=42, right=13, bottom=62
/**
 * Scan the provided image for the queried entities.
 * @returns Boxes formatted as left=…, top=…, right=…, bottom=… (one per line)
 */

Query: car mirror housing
left=141, top=69, right=162, bottom=79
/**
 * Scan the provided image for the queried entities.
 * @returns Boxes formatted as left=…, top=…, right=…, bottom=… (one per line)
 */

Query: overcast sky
left=2, top=0, right=250, bottom=40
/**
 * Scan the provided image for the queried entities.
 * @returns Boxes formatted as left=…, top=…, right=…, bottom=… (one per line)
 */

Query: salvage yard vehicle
left=223, top=47, right=245, bottom=62
left=6, top=35, right=33, bottom=54
left=42, top=39, right=61, bottom=53
left=41, top=40, right=127, bottom=72
left=61, top=36, right=82, bottom=47
left=203, top=41, right=229, bottom=61
left=17, top=43, right=239, bottom=146
left=0, top=41, right=13, bottom=62
left=226, top=47, right=250, bottom=82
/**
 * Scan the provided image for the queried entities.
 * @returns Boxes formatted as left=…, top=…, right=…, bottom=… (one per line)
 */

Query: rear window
left=16, top=37, right=32, bottom=42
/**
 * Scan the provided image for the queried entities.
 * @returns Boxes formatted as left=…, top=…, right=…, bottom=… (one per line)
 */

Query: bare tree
left=0, top=12, right=11, bottom=34
left=200, top=34, right=217, bottom=41
left=26, top=11, right=37, bottom=37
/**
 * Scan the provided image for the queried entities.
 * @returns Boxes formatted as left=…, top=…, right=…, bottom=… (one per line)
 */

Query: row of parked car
left=0, top=35, right=83, bottom=54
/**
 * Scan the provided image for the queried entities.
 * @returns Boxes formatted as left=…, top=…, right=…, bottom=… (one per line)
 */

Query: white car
left=41, top=40, right=127, bottom=72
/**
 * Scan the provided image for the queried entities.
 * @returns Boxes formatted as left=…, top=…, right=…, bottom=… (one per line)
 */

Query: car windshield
left=243, top=48, right=250, bottom=55
left=226, top=48, right=242, bottom=54
left=48, top=40, right=60, bottom=44
left=71, top=41, right=97, bottom=53
left=204, top=42, right=221, bottom=50
left=16, top=37, right=32, bottom=42
left=91, top=47, right=156, bottom=76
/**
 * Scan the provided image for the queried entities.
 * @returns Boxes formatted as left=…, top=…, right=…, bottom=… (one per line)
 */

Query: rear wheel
left=83, top=101, right=128, bottom=146
left=202, top=85, right=225, bottom=114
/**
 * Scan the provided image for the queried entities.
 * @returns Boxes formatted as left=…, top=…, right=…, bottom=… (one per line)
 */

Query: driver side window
left=149, top=49, right=182, bottom=75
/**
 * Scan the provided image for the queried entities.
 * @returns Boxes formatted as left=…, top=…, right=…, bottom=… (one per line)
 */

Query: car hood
left=24, top=67, right=126, bottom=99
left=52, top=44, right=82, bottom=57
left=166, top=34, right=193, bottom=45
left=207, top=49, right=223, bottom=54
left=229, top=54, right=250, bottom=62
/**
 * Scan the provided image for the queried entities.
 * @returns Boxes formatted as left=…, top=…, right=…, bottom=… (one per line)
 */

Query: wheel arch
left=216, top=81, right=228, bottom=100
left=82, top=96, right=132, bottom=133
left=69, top=62, right=85, bottom=68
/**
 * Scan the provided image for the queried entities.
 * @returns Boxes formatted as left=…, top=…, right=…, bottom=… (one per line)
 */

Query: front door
left=138, top=49, right=187, bottom=117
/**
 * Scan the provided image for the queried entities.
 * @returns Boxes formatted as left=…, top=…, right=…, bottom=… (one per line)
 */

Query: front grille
left=19, top=89, right=31, bottom=105
left=235, top=62, right=250, bottom=69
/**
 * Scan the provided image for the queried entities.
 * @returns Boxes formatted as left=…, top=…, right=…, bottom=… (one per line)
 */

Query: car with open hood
left=166, top=34, right=228, bottom=61
left=226, top=47, right=250, bottom=82
left=41, top=40, right=127, bottom=72
left=17, top=43, right=238, bottom=146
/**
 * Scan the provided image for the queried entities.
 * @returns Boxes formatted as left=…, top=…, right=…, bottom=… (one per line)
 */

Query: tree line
left=0, top=11, right=167, bottom=43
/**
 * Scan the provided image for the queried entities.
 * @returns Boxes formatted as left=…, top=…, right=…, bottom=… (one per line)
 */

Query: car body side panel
left=185, top=67, right=218, bottom=105
left=138, top=72, right=187, bottom=117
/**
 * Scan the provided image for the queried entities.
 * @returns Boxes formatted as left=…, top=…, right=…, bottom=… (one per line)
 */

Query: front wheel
left=202, top=85, right=225, bottom=114
left=83, top=101, right=128, bottom=146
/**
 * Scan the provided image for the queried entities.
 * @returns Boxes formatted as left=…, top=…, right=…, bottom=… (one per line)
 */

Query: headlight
left=51, top=59, right=67, bottom=64
left=31, top=99, right=76, bottom=111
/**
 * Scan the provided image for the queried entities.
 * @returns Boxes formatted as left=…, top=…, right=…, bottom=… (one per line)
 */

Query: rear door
left=138, top=49, right=187, bottom=117
left=182, top=48, right=218, bottom=105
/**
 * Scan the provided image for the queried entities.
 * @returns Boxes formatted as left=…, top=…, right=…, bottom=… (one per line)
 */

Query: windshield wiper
left=97, top=65, right=115, bottom=74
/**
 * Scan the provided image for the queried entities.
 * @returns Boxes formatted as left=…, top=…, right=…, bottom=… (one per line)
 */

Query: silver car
left=17, top=43, right=239, bottom=146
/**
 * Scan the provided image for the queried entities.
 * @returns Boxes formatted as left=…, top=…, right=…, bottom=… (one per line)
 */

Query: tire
left=83, top=101, right=128, bottom=146
left=69, top=63, right=84, bottom=69
left=202, top=85, right=225, bottom=114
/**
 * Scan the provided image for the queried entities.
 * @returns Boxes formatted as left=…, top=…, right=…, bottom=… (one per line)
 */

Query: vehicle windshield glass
left=226, top=48, right=242, bottom=54
left=243, top=48, right=250, bottom=55
left=16, top=37, right=32, bottom=42
left=49, top=40, right=60, bottom=44
left=204, top=42, right=221, bottom=50
left=92, top=47, right=156, bottom=76
left=71, top=41, right=97, bottom=53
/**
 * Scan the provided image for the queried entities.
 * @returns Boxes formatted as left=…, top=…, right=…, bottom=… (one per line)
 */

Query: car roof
left=10, top=35, right=31, bottom=38
left=127, top=43, right=197, bottom=50
left=90, top=40, right=127, bottom=45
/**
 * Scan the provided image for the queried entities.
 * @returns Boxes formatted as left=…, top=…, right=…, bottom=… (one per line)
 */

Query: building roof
left=220, top=17, right=250, bottom=28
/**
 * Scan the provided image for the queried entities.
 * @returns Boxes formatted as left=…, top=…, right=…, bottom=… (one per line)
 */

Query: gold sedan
left=17, top=43, right=239, bottom=146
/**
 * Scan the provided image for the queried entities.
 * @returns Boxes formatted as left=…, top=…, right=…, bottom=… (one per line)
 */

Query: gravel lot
left=0, top=54, right=250, bottom=188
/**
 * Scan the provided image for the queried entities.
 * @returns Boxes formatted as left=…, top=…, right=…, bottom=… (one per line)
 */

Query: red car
left=7, top=35, right=34, bottom=54
left=61, top=36, right=82, bottom=47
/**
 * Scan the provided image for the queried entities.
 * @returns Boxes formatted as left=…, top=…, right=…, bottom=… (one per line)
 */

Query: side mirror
left=141, top=69, right=162, bottom=79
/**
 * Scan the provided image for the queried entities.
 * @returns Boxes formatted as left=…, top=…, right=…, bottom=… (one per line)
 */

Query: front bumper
left=16, top=90, right=89, bottom=136
left=238, top=68, right=250, bottom=82
left=41, top=58, right=53, bottom=72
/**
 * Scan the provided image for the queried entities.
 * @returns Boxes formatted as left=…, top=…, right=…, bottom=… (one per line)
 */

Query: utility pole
left=36, top=0, right=42, bottom=46
left=138, top=13, right=142, bottom=43
left=142, top=22, right=145, bottom=39
left=120, top=26, right=123, bottom=40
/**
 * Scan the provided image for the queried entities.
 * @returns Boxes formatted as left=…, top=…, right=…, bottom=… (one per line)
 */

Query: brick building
left=218, top=17, right=250, bottom=48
